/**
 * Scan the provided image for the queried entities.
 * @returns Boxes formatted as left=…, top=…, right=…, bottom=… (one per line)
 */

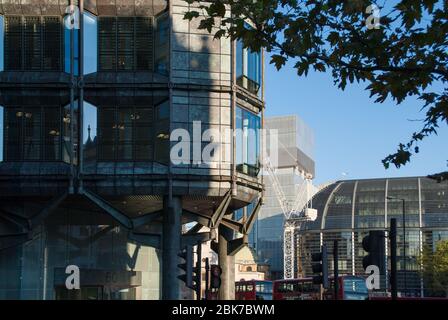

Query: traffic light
left=210, top=264, right=222, bottom=289
left=311, top=244, right=329, bottom=288
left=362, top=230, right=385, bottom=274
left=178, top=245, right=194, bottom=288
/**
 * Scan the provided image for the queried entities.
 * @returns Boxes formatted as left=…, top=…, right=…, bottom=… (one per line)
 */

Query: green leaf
left=270, top=55, right=287, bottom=70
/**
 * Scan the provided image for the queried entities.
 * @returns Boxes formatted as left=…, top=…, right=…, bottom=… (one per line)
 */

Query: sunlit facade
left=250, top=115, right=315, bottom=279
left=0, top=1, right=264, bottom=300
left=298, top=177, right=448, bottom=297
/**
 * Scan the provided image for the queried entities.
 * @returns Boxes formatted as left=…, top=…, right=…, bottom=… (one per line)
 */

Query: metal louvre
left=42, top=16, right=62, bottom=71
left=97, top=105, right=154, bottom=161
left=24, top=16, right=42, bottom=70
left=99, top=16, right=153, bottom=72
left=99, top=17, right=117, bottom=71
left=3, top=106, right=65, bottom=161
left=117, top=17, right=134, bottom=71
left=135, top=17, right=153, bottom=71
left=4, top=15, right=62, bottom=71
left=4, top=16, right=23, bottom=70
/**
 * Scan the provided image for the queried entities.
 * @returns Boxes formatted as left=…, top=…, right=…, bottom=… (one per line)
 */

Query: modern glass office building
left=297, top=177, right=448, bottom=297
left=0, top=1, right=264, bottom=299
left=249, top=115, right=315, bottom=279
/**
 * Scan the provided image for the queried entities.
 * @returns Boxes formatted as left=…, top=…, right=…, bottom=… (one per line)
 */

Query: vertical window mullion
left=60, top=105, right=63, bottom=160
left=40, top=16, right=43, bottom=70
left=21, top=107, right=25, bottom=159
left=41, top=106, right=44, bottom=160
left=21, top=16, right=24, bottom=70
left=134, top=18, right=137, bottom=71
left=152, top=16, right=155, bottom=71
left=115, top=17, right=118, bottom=71
left=114, top=106, right=118, bottom=160
left=132, top=106, right=136, bottom=159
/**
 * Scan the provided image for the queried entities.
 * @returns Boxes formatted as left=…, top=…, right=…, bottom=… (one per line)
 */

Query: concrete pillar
left=162, top=196, right=182, bottom=300
left=218, top=224, right=235, bottom=300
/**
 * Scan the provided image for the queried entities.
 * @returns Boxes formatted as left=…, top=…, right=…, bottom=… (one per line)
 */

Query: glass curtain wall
left=236, top=106, right=260, bottom=177
left=236, top=23, right=262, bottom=96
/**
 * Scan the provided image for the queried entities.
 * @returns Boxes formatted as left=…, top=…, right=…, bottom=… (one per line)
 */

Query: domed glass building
left=298, top=177, right=448, bottom=297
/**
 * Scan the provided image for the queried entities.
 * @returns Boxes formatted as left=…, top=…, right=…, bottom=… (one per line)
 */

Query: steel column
left=162, top=195, right=182, bottom=300
left=218, top=224, right=233, bottom=300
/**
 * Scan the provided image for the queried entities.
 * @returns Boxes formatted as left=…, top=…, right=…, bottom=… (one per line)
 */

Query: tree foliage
left=419, top=240, right=448, bottom=297
left=184, top=0, right=448, bottom=171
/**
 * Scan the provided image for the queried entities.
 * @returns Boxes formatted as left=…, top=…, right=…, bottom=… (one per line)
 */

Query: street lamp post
left=387, top=196, right=406, bottom=296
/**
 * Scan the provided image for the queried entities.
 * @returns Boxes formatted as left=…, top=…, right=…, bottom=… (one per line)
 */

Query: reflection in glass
left=83, top=13, right=98, bottom=75
left=83, top=102, right=97, bottom=164
left=64, top=15, right=79, bottom=75
left=236, top=24, right=262, bottom=95
left=43, top=107, right=61, bottom=160
left=62, top=102, right=78, bottom=164
left=236, top=106, right=260, bottom=177
left=64, top=13, right=98, bottom=75
left=97, top=105, right=156, bottom=161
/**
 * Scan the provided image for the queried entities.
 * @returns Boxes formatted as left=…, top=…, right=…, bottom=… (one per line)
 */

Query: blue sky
left=264, top=60, right=448, bottom=184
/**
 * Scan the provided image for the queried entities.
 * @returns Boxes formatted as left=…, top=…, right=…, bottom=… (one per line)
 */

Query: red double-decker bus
left=273, top=275, right=369, bottom=300
left=323, top=275, right=369, bottom=300
left=272, top=278, right=320, bottom=300
left=235, top=280, right=273, bottom=300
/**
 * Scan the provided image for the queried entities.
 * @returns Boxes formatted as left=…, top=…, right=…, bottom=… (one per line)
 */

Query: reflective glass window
left=155, top=14, right=169, bottom=76
left=236, top=106, right=260, bottom=177
left=97, top=105, right=155, bottom=161
left=3, top=106, right=67, bottom=161
left=64, top=16, right=79, bottom=75
left=99, top=17, right=153, bottom=72
left=83, top=13, right=98, bottom=75
left=83, top=102, right=97, bottom=164
left=236, top=24, right=262, bottom=95
left=43, top=107, right=61, bottom=160
left=64, top=13, right=98, bottom=75
left=4, top=16, right=62, bottom=71
left=62, top=102, right=79, bottom=164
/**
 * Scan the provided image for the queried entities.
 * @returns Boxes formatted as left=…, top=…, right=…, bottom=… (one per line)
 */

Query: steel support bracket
left=183, top=209, right=211, bottom=227
left=227, top=235, right=248, bottom=256
left=0, top=233, right=30, bottom=251
left=243, top=197, right=262, bottom=234
left=132, top=210, right=163, bottom=229
left=129, top=232, right=161, bottom=249
left=0, top=210, right=30, bottom=231
left=81, top=189, right=133, bottom=229
left=181, top=232, right=211, bottom=247
left=220, top=217, right=244, bottom=234
left=185, top=222, right=205, bottom=235
left=30, top=192, right=68, bottom=228
left=210, top=190, right=232, bottom=228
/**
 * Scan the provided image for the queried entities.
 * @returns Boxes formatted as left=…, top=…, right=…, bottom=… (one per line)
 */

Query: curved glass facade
left=298, top=177, right=448, bottom=297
